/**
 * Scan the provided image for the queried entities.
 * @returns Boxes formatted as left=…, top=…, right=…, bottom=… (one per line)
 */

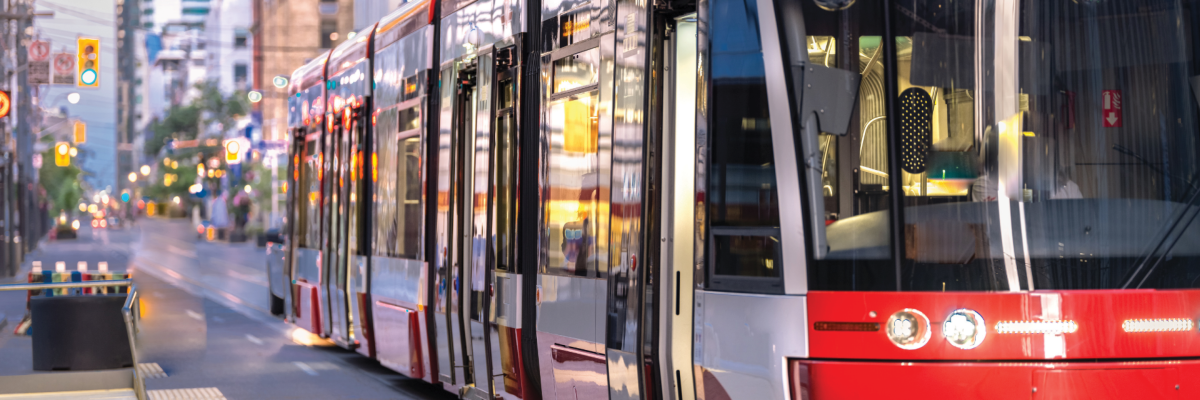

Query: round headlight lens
left=886, top=309, right=932, bottom=350
left=943, top=309, right=986, bottom=349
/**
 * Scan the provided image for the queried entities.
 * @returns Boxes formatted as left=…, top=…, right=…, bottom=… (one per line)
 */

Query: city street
left=0, top=219, right=455, bottom=400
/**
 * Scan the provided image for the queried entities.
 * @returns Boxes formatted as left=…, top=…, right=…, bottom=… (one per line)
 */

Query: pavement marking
left=147, top=387, right=226, bottom=400
left=245, top=334, right=264, bottom=345
left=185, top=309, right=204, bottom=321
left=225, top=269, right=268, bottom=287
left=293, top=361, right=319, bottom=376
left=138, top=362, right=168, bottom=379
left=167, top=245, right=197, bottom=258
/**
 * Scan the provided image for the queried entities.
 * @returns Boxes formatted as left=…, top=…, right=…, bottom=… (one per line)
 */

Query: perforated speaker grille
left=899, top=87, right=933, bottom=174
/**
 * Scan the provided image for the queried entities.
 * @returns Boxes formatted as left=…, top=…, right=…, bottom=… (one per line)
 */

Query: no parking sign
left=52, top=52, right=75, bottom=85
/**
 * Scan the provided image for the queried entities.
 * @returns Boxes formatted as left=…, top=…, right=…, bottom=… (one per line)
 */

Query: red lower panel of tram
left=791, top=359, right=1200, bottom=399
left=373, top=299, right=424, bottom=380
left=294, top=281, right=322, bottom=336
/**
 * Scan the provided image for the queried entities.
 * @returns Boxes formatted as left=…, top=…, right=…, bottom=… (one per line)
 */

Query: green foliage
left=144, top=80, right=250, bottom=156
left=146, top=104, right=200, bottom=156
left=39, top=146, right=84, bottom=215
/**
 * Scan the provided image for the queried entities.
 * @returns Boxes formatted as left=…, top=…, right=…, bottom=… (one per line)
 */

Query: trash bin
left=30, top=295, right=132, bottom=371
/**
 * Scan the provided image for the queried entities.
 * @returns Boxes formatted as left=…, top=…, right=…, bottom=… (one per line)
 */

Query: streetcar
left=271, top=0, right=1200, bottom=398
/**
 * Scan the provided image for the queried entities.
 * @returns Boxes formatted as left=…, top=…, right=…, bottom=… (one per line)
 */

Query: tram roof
left=328, top=23, right=378, bottom=78
left=289, top=51, right=331, bottom=96
left=373, top=0, right=433, bottom=52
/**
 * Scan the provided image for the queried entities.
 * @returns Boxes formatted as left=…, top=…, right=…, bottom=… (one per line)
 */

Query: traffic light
left=54, top=142, right=70, bottom=166
left=77, top=37, right=99, bottom=88
left=225, top=139, right=242, bottom=164
left=73, top=120, right=86, bottom=143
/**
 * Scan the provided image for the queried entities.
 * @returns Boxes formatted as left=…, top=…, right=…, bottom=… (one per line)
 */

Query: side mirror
left=794, top=63, right=859, bottom=259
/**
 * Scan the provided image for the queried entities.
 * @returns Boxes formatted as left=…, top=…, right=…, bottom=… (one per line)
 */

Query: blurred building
left=205, top=0, right=254, bottom=95
left=117, top=0, right=147, bottom=199
left=254, top=0, right=353, bottom=142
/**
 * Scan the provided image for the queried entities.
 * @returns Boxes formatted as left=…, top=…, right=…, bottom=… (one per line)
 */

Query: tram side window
left=492, top=76, right=517, bottom=272
left=543, top=47, right=601, bottom=278
left=373, top=102, right=423, bottom=259
left=705, top=0, right=782, bottom=292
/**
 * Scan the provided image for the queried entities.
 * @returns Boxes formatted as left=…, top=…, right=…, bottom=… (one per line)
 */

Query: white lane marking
left=137, top=362, right=168, bottom=379
left=147, top=387, right=227, bottom=400
left=245, top=334, right=263, bottom=345
left=226, top=269, right=269, bottom=286
left=185, top=309, right=204, bottom=321
left=293, top=361, right=319, bottom=376
left=168, top=245, right=197, bottom=258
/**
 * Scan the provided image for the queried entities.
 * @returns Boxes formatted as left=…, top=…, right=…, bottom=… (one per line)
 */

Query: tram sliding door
left=324, top=115, right=349, bottom=344
left=327, top=105, right=366, bottom=348
left=462, top=50, right=496, bottom=399
left=434, top=61, right=467, bottom=387
left=294, top=133, right=325, bottom=335
left=488, top=47, right=525, bottom=399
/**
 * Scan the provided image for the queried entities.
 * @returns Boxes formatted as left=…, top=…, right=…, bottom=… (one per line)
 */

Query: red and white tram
left=269, top=0, right=1200, bottom=398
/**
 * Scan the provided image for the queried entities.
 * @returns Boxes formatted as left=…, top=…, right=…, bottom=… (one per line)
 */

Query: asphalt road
left=0, top=219, right=456, bottom=400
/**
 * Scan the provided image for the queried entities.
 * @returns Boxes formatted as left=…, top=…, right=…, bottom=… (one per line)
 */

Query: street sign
left=52, top=52, right=75, bottom=85
left=1103, top=90, right=1122, bottom=128
left=29, top=59, right=49, bottom=84
left=29, top=40, right=49, bottom=61
left=29, top=40, right=50, bottom=84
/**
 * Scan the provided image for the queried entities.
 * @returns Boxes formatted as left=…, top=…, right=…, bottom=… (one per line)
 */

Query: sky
left=33, top=0, right=119, bottom=192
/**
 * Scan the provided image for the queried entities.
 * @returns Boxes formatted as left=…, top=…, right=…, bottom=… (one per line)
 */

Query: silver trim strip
left=756, top=0, right=807, bottom=295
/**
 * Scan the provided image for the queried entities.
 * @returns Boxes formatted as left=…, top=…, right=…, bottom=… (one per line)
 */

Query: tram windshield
left=793, top=0, right=1200, bottom=291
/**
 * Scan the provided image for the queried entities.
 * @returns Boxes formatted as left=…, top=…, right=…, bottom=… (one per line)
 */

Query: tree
left=38, top=143, right=86, bottom=216
left=145, top=105, right=201, bottom=155
left=195, top=80, right=249, bottom=136
left=144, top=81, right=249, bottom=156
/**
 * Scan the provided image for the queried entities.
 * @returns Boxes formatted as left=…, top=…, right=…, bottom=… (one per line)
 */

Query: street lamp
left=128, top=172, right=137, bottom=182
left=140, top=165, right=150, bottom=176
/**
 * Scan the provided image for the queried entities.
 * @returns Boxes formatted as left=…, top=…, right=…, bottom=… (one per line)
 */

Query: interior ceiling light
left=994, top=320, right=1078, bottom=335
left=1122, top=319, right=1194, bottom=333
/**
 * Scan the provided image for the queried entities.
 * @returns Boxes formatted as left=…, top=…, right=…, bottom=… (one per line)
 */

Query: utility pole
left=0, top=1, right=52, bottom=276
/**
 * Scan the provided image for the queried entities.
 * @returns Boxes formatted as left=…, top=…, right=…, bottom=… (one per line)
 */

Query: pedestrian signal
left=54, top=142, right=70, bottom=166
left=77, top=37, right=99, bottom=87
left=73, top=121, right=86, bottom=143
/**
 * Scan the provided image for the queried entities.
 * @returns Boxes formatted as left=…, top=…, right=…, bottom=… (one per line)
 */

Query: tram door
left=327, top=106, right=363, bottom=347
left=434, top=61, right=474, bottom=388
left=487, top=47, right=523, bottom=399
left=321, top=117, right=342, bottom=340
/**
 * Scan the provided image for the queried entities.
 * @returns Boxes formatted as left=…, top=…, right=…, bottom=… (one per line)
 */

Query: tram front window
left=810, top=0, right=1200, bottom=291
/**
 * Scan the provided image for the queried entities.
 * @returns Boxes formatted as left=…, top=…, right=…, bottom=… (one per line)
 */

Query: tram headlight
left=942, top=309, right=986, bottom=350
left=885, top=309, right=931, bottom=350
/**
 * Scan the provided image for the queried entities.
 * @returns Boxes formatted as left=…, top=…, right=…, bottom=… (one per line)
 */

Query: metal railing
left=0, top=279, right=145, bottom=400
